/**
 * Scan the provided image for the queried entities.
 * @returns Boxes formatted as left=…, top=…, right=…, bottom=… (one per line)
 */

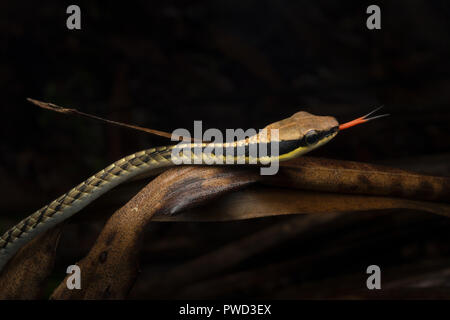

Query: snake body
left=0, top=111, right=340, bottom=272
left=0, top=146, right=178, bottom=271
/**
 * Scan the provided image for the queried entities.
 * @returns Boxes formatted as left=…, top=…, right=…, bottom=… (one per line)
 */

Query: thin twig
left=27, top=98, right=201, bottom=142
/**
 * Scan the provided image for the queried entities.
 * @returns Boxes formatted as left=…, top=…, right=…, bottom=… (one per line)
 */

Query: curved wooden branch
left=272, top=157, right=450, bottom=203
left=50, top=159, right=449, bottom=299
left=1, top=157, right=448, bottom=299
left=0, top=226, right=62, bottom=299
left=50, top=166, right=258, bottom=299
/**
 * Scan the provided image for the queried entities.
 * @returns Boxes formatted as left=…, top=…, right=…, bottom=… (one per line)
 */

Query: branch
left=50, top=166, right=258, bottom=299
left=1, top=157, right=449, bottom=299
left=0, top=226, right=63, bottom=299
left=27, top=98, right=201, bottom=142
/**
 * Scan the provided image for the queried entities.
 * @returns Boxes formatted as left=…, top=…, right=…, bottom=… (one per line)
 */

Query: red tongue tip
left=339, top=106, right=389, bottom=131
left=339, top=117, right=367, bottom=130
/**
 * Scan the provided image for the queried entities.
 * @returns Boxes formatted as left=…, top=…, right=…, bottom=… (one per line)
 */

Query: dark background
left=1, top=1, right=450, bottom=298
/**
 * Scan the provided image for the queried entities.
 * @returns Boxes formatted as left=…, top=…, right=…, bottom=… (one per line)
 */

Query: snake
left=0, top=107, right=387, bottom=272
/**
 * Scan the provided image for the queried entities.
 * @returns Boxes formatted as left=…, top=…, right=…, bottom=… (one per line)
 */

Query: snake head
left=264, top=111, right=339, bottom=147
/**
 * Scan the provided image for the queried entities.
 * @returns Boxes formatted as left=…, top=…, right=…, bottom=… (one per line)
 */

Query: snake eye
left=305, top=130, right=319, bottom=145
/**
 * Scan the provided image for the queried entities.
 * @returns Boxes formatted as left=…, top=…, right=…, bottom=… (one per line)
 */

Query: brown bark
left=0, top=158, right=448, bottom=299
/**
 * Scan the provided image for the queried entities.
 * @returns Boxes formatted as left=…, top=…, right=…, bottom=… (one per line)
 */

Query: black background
left=1, top=1, right=450, bottom=299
